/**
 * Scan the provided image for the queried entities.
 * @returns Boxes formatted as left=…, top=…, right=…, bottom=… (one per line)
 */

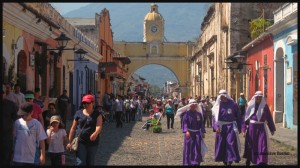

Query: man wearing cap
left=12, top=102, right=47, bottom=165
left=212, top=89, right=241, bottom=166
left=238, top=92, right=247, bottom=118
left=67, top=94, right=102, bottom=165
left=25, top=90, right=44, bottom=129
left=175, top=99, right=207, bottom=165
left=242, top=91, right=276, bottom=166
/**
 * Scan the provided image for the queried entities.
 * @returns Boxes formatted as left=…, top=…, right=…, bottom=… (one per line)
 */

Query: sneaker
left=143, top=128, right=147, bottom=131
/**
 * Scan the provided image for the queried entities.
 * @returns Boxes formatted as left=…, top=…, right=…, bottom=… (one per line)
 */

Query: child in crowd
left=142, top=109, right=155, bottom=130
left=46, top=115, right=68, bottom=165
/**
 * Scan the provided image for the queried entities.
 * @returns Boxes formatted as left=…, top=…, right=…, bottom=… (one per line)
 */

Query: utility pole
left=262, top=9, right=265, bottom=32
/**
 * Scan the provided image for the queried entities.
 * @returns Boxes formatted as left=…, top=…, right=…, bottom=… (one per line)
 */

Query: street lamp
left=48, top=32, right=89, bottom=63
left=54, top=32, right=71, bottom=50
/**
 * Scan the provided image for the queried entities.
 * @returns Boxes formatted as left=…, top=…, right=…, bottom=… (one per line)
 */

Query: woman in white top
left=46, top=115, right=68, bottom=165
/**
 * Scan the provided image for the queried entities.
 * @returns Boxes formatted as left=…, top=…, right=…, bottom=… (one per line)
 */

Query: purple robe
left=242, top=104, right=276, bottom=164
left=182, top=110, right=206, bottom=165
left=212, top=100, right=241, bottom=162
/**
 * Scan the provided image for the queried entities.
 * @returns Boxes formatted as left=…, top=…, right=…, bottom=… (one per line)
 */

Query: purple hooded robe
left=182, top=109, right=206, bottom=165
left=212, top=99, right=241, bottom=162
left=242, top=103, right=276, bottom=164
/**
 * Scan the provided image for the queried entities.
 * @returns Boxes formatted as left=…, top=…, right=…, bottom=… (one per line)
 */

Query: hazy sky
left=51, top=3, right=91, bottom=15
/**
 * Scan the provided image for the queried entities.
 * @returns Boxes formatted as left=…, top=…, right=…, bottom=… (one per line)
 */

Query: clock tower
left=143, top=3, right=164, bottom=42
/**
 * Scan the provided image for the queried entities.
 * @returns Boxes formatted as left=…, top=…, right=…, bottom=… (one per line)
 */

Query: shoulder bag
left=71, top=118, right=88, bottom=152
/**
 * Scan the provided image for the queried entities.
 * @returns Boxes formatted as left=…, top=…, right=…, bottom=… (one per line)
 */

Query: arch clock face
left=151, top=26, right=158, bottom=33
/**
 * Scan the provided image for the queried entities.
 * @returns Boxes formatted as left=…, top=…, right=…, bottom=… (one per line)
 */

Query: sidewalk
left=269, top=123, right=297, bottom=150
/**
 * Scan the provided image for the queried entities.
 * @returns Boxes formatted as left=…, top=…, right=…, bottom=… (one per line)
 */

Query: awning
left=113, top=56, right=131, bottom=64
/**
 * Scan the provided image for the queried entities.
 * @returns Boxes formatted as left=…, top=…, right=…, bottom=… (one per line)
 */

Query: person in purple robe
left=176, top=99, right=208, bottom=166
left=212, top=89, right=241, bottom=166
left=242, top=91, right=276, bottom=166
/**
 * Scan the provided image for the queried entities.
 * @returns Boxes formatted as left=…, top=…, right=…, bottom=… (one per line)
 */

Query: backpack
left=125, top=100, right=131, bottom=110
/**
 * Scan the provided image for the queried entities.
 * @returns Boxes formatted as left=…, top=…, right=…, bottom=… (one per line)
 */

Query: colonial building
left=67, top=8, right=131, bottom=106
left=242, top=33, right=275, bottom=117
left=114, top=3, right=194, bottom=98
left=267, top=3, right=298, bottom=129
left=2, top=3, right=102, bottom=113
left=190, top=3, right=284, bottom=100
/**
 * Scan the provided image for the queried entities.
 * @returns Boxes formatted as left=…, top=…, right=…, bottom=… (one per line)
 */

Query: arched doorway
left=275, top=47, right=284, bottom=122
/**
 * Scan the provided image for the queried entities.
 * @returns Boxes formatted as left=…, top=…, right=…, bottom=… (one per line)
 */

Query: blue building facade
left=268, top=3, right=297, bottom=130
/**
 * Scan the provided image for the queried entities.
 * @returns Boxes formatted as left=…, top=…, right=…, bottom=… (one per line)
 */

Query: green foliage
left=151, top=118, right=161, bottom=126
left=150, top=118, right=162, bottom=133
left=249, top=18, right=271, bottom=40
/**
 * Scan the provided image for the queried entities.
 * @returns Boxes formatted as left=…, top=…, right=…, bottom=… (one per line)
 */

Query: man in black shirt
left=56, top=89, right=70, bottom=125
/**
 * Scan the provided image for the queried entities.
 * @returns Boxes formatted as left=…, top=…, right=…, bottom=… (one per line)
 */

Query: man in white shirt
left=14, top=83, right=25, bottom=106
left=114, top=95, right=124, bottom=128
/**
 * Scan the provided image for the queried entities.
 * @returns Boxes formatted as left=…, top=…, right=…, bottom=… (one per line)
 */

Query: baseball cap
left=18, top=102, right=33, bottom=115
left=25, top=93, right=34, bottom=99
left=50, top=115, right=61, bottom=124
left=82, top=94, right=95, bottom=103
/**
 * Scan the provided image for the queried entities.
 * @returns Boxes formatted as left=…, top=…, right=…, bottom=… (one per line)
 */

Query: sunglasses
left=82, top=102, right=92, bottom=105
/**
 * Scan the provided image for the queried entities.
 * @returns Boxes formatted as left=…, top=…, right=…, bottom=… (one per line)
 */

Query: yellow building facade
left=114, top=3, right=194, bottom=97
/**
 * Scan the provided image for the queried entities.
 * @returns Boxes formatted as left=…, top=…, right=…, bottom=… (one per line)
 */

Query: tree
left=249, top=18, right=271, bottom=40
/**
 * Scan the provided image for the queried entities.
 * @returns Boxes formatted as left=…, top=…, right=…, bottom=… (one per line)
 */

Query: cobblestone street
left=54, top=113, right=298, bottom=166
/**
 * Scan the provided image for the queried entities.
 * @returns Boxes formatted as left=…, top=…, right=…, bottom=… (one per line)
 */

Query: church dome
left=144, top=12, right=163, bottom=21
left=144, top=3, right=164, bottom=21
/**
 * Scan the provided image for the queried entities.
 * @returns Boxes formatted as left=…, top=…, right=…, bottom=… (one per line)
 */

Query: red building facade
left=243, top=33, right=275, bottom=113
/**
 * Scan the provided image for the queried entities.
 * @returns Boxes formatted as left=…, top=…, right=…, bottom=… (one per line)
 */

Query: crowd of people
left=1, top=82, right=276, bottom=166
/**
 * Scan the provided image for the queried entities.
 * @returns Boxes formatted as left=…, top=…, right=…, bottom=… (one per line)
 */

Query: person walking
left=130, top=96, right=138, bottom=121
left=177, top=98, right=186, bottom=129
left=1, top=92, right=18, bottom=167
left=199, top=98, right=207, bottom=128
left=12, top=102, right=47, bottom=165
left=25, top=90, right=44, bottom=129
left=175, top=99, right=207, bottom=166
left=205, top=97, right=213, bottom=128
left=56, top=89, right=70, bottom=125
left=14, top=83, right=26, bottom=106
left=46, top=115, right=68, bottom=166
left=33, top=87, right=44, bottom=110
left=114, top=95, right=124, bottom=128
left=164, top=99, right=175, bottom=129
left=66, top=94, right=103, bottom=165
left=136, top=96, right=143, bottom=121
left=43, top=103, right=60, bottom=130
left=238, top=92, right=247, bottom=118
left=212, top=89, right=241, bottom=166
left=242, top=91, right=276, bottom=166
left=173, top=95, right=179, bottom=114
left=3, top=83, right=20, bottom=107
left=124, top=96, right=131, bottom=123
